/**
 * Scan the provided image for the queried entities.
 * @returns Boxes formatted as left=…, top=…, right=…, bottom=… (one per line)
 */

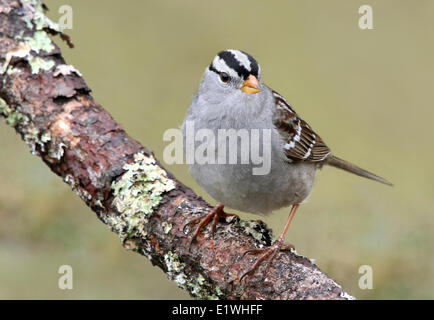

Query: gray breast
left=182, top=103, right=317, bottom=214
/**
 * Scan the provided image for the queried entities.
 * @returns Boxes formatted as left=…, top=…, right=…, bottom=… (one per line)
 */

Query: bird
left=181, top=49, right=392, bottom=280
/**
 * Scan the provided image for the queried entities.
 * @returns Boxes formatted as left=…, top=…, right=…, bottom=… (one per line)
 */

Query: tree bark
left=0, top=0, right=354, bottom=300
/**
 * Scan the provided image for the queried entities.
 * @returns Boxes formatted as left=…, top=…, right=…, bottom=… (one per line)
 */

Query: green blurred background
left=0, top=0, right=433, bottom=299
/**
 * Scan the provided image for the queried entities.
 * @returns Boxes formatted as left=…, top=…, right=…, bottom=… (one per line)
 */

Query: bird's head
left=198, top=50, right=263, bottom=104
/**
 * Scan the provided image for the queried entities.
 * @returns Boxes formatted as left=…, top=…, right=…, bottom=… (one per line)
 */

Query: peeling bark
left=0, top=0, right=354, bottom=300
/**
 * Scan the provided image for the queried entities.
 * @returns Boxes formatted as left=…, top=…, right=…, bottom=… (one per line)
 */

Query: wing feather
left=271, top=90, right=331, bottom=162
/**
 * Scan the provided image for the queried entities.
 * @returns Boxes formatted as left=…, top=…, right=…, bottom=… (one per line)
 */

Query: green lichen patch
left=0, top=1, right=58, bottom=75
left=0, top=98, right=24, bottom=126
left=163, top=251, right=220, bottom=300
left=0, top=98, right=64, bottom=159
left=237, top=219, right=272, bottom=245
left=162, top=221, right=172, bottom=234
left=28, top=56, right=55, bottom=74
left=22, top=125, right=48, bottom=155
left=108, top=153, right=176, bottom=242
left=22, top=0, right=61, bottom=33
left=25, top=31, right=55, bottom=53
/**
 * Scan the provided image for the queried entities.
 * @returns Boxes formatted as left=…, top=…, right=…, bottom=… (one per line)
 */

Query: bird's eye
left=219, top=72, right=231, bottom=83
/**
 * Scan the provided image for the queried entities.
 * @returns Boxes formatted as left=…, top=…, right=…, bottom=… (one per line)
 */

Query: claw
left=184, top=204, right=237, bottom=251
left=239, top=239, right=290, bottom=282
left=238, top=204, right=300, bottom=282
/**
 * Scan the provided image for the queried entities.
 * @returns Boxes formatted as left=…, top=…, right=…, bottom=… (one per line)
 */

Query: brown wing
left=271, top=90, right=331, bottom=162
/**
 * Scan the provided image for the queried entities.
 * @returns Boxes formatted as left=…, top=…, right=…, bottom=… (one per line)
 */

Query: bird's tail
left=325, top=155, right=393, bottom=186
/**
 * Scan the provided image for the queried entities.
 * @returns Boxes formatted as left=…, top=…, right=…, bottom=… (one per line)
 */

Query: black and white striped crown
left=209, top=50, right=260, bottom=80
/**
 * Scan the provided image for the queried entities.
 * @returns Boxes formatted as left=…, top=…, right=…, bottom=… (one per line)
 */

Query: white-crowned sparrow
left=181, top=49, right=391, bottom=278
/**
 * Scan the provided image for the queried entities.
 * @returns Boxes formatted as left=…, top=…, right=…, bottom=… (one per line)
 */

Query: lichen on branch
left=108, top=152, right=176, bottom=243
left=0, top=0, right=354, bottom=300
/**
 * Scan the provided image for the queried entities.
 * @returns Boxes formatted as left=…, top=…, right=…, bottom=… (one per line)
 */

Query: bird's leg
left=184, top=203, right=238, bottom=249
left=239, top=204, right=299, bottom=281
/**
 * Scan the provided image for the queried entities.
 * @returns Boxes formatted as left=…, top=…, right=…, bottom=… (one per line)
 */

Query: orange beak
left=240, top=74, right=260, bottom=94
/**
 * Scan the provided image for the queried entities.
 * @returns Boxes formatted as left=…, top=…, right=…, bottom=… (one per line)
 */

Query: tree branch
left=0, top=0, right=354, bottom=300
